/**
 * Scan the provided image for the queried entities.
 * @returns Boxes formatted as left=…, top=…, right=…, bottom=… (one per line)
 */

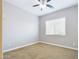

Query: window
left=45, top=17, right=66, bottom=36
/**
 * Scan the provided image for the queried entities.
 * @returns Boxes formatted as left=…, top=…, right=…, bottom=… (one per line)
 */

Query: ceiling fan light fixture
left=33, top=0, right=54, bottom=11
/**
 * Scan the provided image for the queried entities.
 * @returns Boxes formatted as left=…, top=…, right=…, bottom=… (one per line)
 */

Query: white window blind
left=45, top=17, right=66, bottom=35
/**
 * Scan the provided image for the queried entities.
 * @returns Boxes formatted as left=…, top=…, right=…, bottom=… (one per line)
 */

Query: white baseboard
left=3, top=41, right=39, bottom=53
left=39, top=41, right=78, bottom=50
left=3, top=41, right=77, bottom=53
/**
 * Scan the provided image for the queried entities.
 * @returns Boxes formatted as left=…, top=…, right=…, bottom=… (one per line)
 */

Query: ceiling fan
left=33, top=0, right=54, bottom=11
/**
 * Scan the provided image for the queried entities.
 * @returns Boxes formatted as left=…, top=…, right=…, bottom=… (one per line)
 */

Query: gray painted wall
left=3, top=2, right=39, bottom=51
left=39, top=5, right=78, bottom=49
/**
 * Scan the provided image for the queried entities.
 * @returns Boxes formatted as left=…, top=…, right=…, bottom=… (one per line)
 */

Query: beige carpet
left=3, top=43, right=78, bottom=59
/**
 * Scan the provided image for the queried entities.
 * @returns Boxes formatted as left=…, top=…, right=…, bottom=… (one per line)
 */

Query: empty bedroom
left=3, top=0, right=78, bottom=59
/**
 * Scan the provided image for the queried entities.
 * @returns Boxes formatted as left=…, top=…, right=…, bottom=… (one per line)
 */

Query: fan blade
left=38, top=0, right=40, bottom=2
left=46, top=4, right=54, bottom=8
left=33, top=4, right=39, bottom=7
left=47, top=0, right=51, bottom=2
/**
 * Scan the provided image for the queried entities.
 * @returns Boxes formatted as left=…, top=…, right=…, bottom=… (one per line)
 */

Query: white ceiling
left=4, top=0, right=78, bottom=16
